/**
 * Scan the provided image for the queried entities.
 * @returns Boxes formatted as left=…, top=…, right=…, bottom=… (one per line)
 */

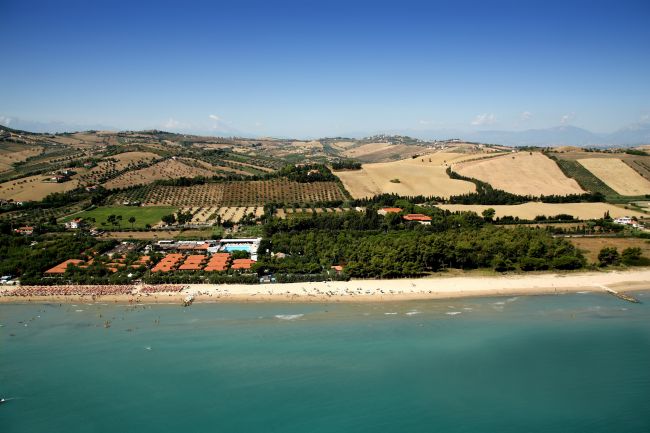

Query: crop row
left=110, top=180, right=347, bottom=206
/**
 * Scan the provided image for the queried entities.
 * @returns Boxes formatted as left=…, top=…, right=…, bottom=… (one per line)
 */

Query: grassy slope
left=65, top=206, right=178, bottom=229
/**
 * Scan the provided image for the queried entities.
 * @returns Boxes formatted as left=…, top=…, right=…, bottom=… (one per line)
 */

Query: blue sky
left=1, top=0, right=649, bottom=137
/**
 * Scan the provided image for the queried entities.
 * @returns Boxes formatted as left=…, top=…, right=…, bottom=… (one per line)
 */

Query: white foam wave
left=405, top=311, right=420, bottom=316
left=275, top=314, right=304, bottom=320
left=446, top=311, right=462, bottom=316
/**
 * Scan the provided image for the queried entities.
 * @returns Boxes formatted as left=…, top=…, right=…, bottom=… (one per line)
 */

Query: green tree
left=482, top=208, right=496, bottom=221
left=128, top=216, right=136, bottom=229
left=621, top=247, right=642, bottom=265
left=598, top=247, right=620, bottom=267
left=162, top=214, right=176, bottom=225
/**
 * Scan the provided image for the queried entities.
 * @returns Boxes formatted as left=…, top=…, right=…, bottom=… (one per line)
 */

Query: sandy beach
left=1, top=268, right=649, bottom=304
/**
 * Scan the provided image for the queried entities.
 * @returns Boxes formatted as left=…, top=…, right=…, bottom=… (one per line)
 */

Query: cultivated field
left=0, top=175, right=80, bottom=201
left=103, top=159, right=215, bottom=189
left=454, top=152, right=585, bottom=196
left=0, top=144, right=43, bottom=173
left=342, top=142, right=427, bottom=162
left=569, top=237, right=650, bottom=264
left=110, top=179, right=347, bottom=206
left=335, top=153, right=478, bottom=199
left=178, top=206, right=263, bottom=224
left=577, top=158, right=650, bottom=196
left=435, top=202, right=647, bottom=220
left=79, top=151, right=161, bottom=184
left=68, top=206, right=178, bottom=229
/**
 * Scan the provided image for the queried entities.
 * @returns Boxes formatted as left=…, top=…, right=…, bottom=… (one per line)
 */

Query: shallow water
left=1, top=293, right=650, bottom=433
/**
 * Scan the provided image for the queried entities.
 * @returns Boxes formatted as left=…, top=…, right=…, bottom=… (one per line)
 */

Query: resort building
left=44, top=259, right=85, bottom=275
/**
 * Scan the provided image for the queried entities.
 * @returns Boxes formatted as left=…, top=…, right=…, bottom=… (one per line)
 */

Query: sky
left=1, top=0, right=649, bottom=138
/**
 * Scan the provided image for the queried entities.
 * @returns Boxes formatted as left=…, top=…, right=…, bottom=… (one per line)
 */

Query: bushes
left=332, top=160, right=362, bottom=170
left=598, top=247, right=620, bottom=266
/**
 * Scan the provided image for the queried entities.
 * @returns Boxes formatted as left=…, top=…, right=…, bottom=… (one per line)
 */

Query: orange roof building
left=178, top=254, right=207, bottom=271
left=231, top=258, right=254, bottom=270
left=151, top=254, right=184, bottom=272
left=378, top=207, right=402, bottom=215
left=204, top=253, right=231, bottom=272
left=44, top=259, right=85, bottom=275
left=403, top=214, right=432, bottom=224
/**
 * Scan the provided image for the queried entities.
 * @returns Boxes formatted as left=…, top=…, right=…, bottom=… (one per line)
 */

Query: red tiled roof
left=45, top=259, right=85, bottom=274
left=380, top=207, right=402, bottom=213
left=231, top=259, right=254, bottom=270
left=403, top=214, right=432, bottom=221
left=178, top=263, right=203, bottom=271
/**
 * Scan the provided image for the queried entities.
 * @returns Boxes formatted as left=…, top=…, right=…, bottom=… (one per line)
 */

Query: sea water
left=1, top=293, right=649, bottom=433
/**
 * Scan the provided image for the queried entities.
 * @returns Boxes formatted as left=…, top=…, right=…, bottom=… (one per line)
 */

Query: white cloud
left=163, top=118, right=181, bottom=129
left=641, top=114, right=650, bottom=122
left=209, top=114, right=221, bottom=121
left=418, top=120, right=432, bottom=125
left=0, top=116, right=11, bottom=126
left=520, top=111, right=532, bottom=121
left=471, top=113, right=496, bottom=126
left=560, top=113, right=575, bottom=124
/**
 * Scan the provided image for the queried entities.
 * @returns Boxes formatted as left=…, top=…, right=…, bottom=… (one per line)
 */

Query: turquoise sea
left=1, top=292, right=650, bottom=433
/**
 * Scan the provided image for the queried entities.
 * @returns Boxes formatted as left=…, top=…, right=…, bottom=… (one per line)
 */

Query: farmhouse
left=65, top=218, right=85, bottom=229
left=403, top=214, right=432, bottom=225
left=613, top=216, right=635, bottom=225
left=13, top=226, right=34, bottom=235
left=378, top=207, right=402, bottom=215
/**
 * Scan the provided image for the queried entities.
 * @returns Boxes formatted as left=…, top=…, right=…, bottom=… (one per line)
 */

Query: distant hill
left=381, top=123, right=650, bottom=147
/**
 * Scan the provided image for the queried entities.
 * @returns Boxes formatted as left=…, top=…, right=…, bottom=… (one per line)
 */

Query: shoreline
left=1, top=268, right=649, bottom=304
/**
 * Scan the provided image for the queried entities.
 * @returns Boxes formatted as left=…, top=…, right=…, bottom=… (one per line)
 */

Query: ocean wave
left=384, top=312, right=398, bottom=315
left=446, top=311, right=462, bottom=316
left=405, top=311, right=420, bottom=316
left=275, top=314, right=304, bottom=320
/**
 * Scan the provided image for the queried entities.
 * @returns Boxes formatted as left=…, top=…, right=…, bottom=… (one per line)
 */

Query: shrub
left=598, top=247, right=620, bottom=267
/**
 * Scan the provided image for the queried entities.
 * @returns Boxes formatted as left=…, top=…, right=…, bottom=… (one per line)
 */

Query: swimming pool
left=222, top=245, right=251, bottom=252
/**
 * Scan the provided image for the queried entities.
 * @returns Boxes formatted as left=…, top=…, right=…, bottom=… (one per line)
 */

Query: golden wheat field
left=436, top=202, right=646, bottom=220
left=335, top=153, right=479, bottom=198
left=453, top=152, right=585, bottom=196
left=577, top=158, right=650, bottom=196
left=0, top=175, right=80, bottom=201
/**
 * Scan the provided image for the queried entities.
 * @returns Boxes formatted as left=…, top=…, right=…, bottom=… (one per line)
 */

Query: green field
left=66, top=206, right=178, bottom=229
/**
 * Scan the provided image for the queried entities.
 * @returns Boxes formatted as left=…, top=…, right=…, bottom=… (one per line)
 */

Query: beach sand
left=1, top=268, right=649, bottom=304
